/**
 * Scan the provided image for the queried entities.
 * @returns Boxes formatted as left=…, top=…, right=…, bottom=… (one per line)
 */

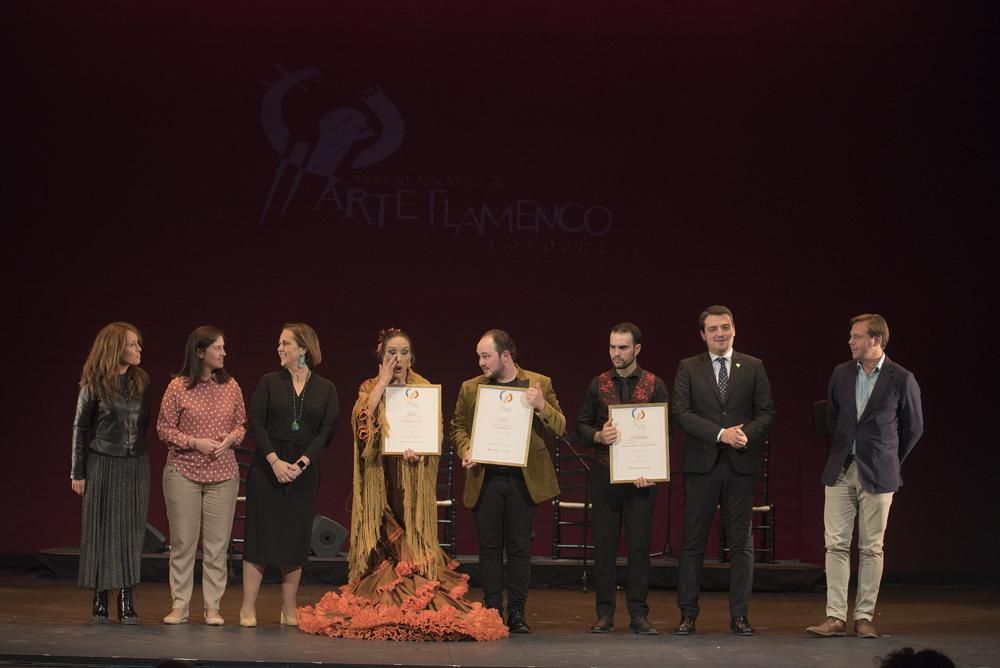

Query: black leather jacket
left=71, top=383, right=150, bottom=480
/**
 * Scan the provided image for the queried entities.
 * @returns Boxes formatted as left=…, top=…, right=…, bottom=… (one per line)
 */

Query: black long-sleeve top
left=249, top=369, right=339, bottom=466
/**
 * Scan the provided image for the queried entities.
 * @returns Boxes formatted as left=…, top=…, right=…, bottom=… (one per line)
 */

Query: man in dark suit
left=673, top=305, right=775, bottom=636
left=807, top=314, right=923, bottom=639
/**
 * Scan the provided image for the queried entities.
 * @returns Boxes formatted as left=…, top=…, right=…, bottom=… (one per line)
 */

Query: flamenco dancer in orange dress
left=298, top=329, right=507, bottom=641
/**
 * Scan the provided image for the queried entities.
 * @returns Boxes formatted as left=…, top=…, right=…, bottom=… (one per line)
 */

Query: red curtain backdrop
left=5, top=1, right=992, bottom=582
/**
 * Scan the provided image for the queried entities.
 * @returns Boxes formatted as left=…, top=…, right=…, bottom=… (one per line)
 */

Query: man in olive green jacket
left=450, top=329, right=564, bottom=633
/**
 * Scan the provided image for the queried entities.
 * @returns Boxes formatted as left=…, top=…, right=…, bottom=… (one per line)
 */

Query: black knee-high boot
left=117, top=587, right=138, bottom=624
left=91, top=590, right=109, bottom=623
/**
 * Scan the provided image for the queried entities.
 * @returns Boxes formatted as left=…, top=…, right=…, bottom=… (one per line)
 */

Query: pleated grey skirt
left=78, top=451, right=150, bottom=590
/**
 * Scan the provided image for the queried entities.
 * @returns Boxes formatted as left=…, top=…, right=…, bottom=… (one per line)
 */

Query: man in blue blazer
left=673, top=305, right=775, bottom=636
left=807, top=314, right=923, bottom=639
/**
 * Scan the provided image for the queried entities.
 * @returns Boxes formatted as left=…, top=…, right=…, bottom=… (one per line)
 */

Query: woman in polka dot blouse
left=157, top=325, right=247, bottom=626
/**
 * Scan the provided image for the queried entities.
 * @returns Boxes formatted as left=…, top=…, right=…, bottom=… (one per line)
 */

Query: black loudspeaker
left=143, top=523, right=168, bottom=553
left=310, top=515, right=348, bottom=558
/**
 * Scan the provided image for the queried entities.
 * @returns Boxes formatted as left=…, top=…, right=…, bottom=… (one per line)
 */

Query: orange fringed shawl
left=297, top=370, right=508, bottom=641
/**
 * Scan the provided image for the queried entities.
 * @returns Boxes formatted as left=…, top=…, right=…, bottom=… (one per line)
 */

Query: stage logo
left=259, top=65, right=404, bottom=225
left=257, top=65, right=615, bottom=251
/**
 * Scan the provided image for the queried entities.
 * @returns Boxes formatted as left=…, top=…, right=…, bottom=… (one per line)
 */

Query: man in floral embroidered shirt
left=577, top=322, right=669, bottom=636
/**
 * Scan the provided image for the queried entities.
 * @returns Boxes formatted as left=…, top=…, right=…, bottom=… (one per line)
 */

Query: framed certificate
left=609, top=402, right=669, bottom=484
left=469, top=385, right=534, bottom=467
left=382, top=385, right=442, bottom=455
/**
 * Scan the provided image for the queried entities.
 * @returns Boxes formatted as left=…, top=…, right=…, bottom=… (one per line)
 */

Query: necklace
left=290, top=370, right=311, bottom=431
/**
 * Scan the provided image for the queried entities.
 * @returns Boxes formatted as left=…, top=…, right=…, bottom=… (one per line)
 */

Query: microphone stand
left=649, top=470, right=674, bottom=559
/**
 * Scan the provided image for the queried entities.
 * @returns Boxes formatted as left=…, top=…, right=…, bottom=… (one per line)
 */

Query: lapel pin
left=735, top=362, right=741, bottom=368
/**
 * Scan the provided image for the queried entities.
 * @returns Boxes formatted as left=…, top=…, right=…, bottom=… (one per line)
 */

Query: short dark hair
left=878, top=647, right=955, bottom=668
left=610, top=322, right=642, bottom=345
left=851, top=313, right=890, bottom=350
left=699, top=305, right=734, bottom=331
left=177, top=325, right=231, bottom=390
left=482, top=329, right=517, bottom=361
left=375, top=328, right=415, bottom=366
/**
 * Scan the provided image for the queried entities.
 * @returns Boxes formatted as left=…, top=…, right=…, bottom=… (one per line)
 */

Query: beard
left=483, top=360, right=508, bottom=382
left=612, top=355, right=634, bottom=369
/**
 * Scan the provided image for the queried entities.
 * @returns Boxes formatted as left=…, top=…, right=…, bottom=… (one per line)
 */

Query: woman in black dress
left=240, top=322, right=339, bottom=627
left=70, top=322, right=151, bottom=624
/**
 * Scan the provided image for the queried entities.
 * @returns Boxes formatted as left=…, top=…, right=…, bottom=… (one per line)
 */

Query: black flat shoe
left=730, top=616, right=755, bottom=636
left=117, top=587, right=139, bottom=625
left=629, top=616, right=659, bottom=635
left=91, top=590, right=108, bottom=624
left=589, top=616, right=614, bottom=633
left=507, top=610, right=531, bottom=634
left=674, top=615, right=697, bottom=635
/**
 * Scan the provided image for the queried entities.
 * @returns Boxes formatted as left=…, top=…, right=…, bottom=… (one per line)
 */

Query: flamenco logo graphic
left=404, top=388, right=420, bottom=400
left=259, top=65, right=404, bottom=225
left=499, top=391, right=515, bottom=404
left=631, top=408, right=646, bottom=422
left=256, top=65, right=615, bottom=247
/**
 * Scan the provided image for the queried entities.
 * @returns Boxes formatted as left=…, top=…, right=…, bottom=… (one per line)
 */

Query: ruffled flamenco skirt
left=298, top=518, right=508, bottom=641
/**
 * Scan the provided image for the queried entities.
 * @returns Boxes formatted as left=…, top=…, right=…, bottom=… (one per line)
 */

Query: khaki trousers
left=823, top=461, right=894, bottom=622
left=162, top=464, right=239, bottom=613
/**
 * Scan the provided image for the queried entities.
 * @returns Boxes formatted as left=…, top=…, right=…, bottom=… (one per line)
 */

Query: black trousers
left=677, top=449, right=755, bottom=618
left=474, top=470, right=538, bottom=614
left=591, top=462, right=656, bottom=619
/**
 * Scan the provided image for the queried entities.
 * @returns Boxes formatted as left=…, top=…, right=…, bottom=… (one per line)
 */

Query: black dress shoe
left=589, top=616, right=615, bottom=633
left=91, top=590, right=109, bottom=624
left=730, top=616, right=755, bottom=636
left=629, top=616, right=659, bottom=635
left=507, top=610, right=531, bottom=634
left=117, top=587, right=139, bottom=625
left=673, top=615, right=697, bottom=635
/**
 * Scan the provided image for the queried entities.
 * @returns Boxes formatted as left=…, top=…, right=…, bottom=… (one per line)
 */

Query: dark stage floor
left=0, top=572, right=997, bottom=668
left=35, top=550, right=824, bottom=593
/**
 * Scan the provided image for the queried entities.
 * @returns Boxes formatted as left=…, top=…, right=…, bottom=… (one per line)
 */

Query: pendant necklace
left=291, top=370, right=311, bottom=432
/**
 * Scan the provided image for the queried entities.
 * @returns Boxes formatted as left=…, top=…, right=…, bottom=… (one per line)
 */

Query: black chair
left=719, top=438, right=776, bottom=564
left=436, top=443, right=458, bottom=558
left=227, top=445, right=255, bottom=579
left=551, top=435, right=594, bottom=558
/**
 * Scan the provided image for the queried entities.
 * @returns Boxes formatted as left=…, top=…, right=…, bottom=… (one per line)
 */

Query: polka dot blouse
left=157, top=376, right=247, bottom=483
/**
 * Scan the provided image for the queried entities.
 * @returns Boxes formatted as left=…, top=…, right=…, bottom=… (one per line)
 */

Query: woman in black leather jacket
left=70, top=322, right=151, bottom=624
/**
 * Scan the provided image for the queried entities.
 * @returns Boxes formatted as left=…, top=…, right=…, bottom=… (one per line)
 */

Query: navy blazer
left=824, top=355, right=924, bottom=493
left=673, top=351, right=776, bottom=475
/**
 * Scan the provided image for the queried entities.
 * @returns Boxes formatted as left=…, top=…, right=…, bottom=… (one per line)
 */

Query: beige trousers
left=823, top=461, right=894, bottom=622
left=162, top=464, right=239, bottom=613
